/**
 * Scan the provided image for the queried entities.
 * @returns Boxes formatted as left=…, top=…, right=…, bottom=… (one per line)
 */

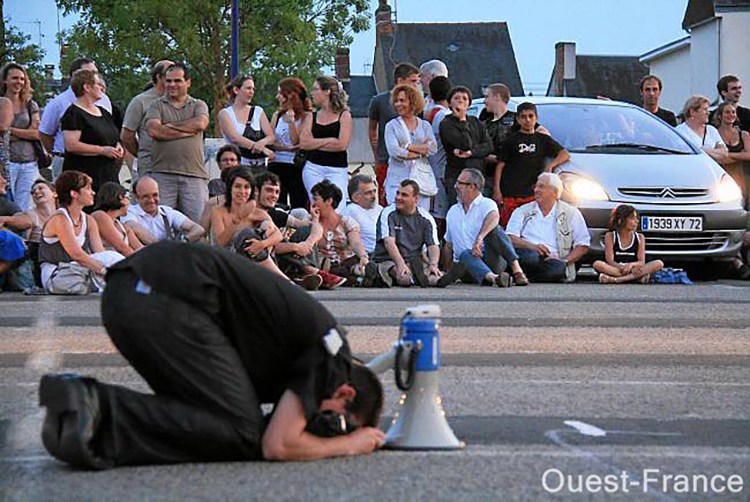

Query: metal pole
left=230, top=0, right=239, bottom=79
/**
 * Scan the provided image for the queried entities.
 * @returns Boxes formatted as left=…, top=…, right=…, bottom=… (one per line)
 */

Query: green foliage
left=56, top=0, right=370, bottom=134
left=1, top=18, right=48, bottom=105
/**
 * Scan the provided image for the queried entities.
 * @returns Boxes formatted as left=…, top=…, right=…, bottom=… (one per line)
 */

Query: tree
left=0, top=14, right=47, bottom=105
left=57, top=0, right=370, bottom=134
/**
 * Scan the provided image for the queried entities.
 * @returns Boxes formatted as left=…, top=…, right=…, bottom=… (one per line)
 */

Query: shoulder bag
left=239, top=106, right=266, bottom=160
left=27, top=101, right=52, bottom=169
left=397, top=117, right=438, bottom=196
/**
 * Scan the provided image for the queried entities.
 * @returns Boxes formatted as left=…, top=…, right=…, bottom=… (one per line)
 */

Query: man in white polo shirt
left=340, top=174, right=382, bottom=254
left=506, top=172, right=590, bottom=283
left=442, top=168, right=528, bottom=287
left=122, top=176, right=204, bottom=244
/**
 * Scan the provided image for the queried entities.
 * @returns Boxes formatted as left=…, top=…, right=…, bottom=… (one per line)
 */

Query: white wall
left=348, top=117, right=375, bottom=167
left=719, top=11, right=750, bottom=108
left=690, top=19, right=721, bottom=102
left=648, top=46, right=691, bottom=114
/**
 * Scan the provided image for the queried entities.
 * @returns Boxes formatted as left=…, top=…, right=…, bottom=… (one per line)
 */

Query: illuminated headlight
left=560, top=173, right=609, bottom=201
left=718, top=174, right=742, bottom=202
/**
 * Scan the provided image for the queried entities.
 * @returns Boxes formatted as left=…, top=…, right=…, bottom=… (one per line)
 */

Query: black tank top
left=727, top=127, right=745, bottom=153
left=612, top=231, right=639, bottom=264
left=305, top=112, right=348, bottom=168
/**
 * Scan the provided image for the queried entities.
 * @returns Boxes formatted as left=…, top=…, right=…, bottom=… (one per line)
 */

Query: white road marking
left=564, top=420, right=607, bottom=437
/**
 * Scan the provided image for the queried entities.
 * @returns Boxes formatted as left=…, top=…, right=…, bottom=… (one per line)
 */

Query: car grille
left=618, top=187, right=709, bottom=198
left=643, top=231, right=731, bottom=253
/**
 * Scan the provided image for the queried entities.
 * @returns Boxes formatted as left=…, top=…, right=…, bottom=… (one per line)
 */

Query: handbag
left=27, top=101, right=52, bottom=168
left=397, top=117, right=438, bottom=196
left=239, top=106, right=266, bottom=160
left=293, top=149, right=308, bottom=169
left=46, top=262, right=95, bottom=295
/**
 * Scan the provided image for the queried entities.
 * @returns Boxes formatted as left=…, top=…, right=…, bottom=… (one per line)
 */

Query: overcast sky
left=9, top=0, right=690, bottom=94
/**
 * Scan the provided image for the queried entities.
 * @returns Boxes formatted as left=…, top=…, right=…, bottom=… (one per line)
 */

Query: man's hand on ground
left=347, top=427, right=386, bottom=455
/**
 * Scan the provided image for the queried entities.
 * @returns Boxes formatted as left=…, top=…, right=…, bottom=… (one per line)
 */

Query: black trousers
left=268, top=161, right=308, bottom=209
left=97, top=269, right=265, bottom=466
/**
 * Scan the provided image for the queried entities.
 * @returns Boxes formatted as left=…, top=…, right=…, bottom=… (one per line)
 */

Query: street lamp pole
left=231, top=0, right=239, bottom=79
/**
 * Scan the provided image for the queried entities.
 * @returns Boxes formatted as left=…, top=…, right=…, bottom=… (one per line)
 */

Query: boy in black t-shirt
left=493, top=102, right=570, bottom=227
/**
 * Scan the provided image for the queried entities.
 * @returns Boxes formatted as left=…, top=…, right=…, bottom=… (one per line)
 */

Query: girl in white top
left=218, top=75, right=275, bottom=168
left=675, top=95, right=729, bottom=164
left=384, top=84, right=437, bottom=210
left=92, top=181, right=143, bottom=257
left=39, top=170, right=124, bottom=291
left=268, top=77, right=312, bottom=209
left=0, top=178, right=55, bottom=242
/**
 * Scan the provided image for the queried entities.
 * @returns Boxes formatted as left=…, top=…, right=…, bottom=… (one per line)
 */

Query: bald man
left=122, top=176, right=204, bottom=244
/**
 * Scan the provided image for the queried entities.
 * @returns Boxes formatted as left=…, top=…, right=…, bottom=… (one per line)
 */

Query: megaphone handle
left=395, top=341, right=418, bottom=391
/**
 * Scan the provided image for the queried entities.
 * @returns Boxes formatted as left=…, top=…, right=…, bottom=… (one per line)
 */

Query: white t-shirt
left=676, top=123, right=726, bottom=150
left=122, top=204, right=188, bottom=241
left=340, top=202, right=383, bottom=254
left=444, top=195, right=498, bottom=262
left=505, top=202, right=590, bottom=259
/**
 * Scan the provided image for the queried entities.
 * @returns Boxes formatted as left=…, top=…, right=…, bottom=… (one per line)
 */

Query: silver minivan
left=469, top=97, right=747, bottom=262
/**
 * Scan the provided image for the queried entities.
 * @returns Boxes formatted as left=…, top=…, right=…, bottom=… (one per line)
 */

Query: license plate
left=641, top=216, right=703, bottom=232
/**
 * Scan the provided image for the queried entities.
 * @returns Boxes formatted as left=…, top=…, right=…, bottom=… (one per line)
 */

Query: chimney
left=335, top=48, right=351, bottom=83
left=375, top=0, right=393, bottom=36
left=554, top=41, right=576, bottom=96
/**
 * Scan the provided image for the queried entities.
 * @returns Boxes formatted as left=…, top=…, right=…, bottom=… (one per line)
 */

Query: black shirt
left=653, top=107, right=677, bottom=127
left=498, top=131, right=564, bottom=197
left=267, top=206, right=290, bottom=229
left=484, top=111, right=517, bottom=177
left=0, top=195, right=22, bottom=235
left=61, top=105, right=121, bottom=192
left=439, top=114, right=493, bottom=181
left=108, top=242, right=352, bottom=419
left=305, top=112, right=347, bottom=168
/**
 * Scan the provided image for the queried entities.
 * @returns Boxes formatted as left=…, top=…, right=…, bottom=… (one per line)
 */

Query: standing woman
left=61, top=69, right=124, bottom=194
left=268, top=77, right=312, bottom=209
left=1, top=63, right=40, bottom=211
left=716, top=102, right=750, bottom=204
left=675, top=95, right=729, bottom=165
left=384, top=83, right=437, bottom=210
left=300, top=76, right=351, bottom=209
left=218, top=75, right=275, bottom=175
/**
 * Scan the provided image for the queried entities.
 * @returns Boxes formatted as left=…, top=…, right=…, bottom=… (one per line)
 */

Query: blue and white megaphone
left=367, top=304, right=464, bottom=450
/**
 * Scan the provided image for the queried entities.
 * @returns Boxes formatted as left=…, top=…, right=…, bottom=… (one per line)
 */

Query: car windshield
left=534, top=103, right=695, bottom=154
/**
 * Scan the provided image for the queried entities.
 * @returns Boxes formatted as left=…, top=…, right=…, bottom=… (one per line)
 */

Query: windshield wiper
left=583, top=143, right=688, bottom=154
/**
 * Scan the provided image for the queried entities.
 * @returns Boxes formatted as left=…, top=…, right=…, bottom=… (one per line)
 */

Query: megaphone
left=367, top=304, right=464, bottom=450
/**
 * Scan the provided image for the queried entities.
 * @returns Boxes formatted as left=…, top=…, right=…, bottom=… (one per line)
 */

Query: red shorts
left=500, top=196, right=535, bottom=228
left=375, top=161, right=388, bottom=207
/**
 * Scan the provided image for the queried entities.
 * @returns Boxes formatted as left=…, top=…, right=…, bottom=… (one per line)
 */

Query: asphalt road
left=1, top=280, right=749, bottom=501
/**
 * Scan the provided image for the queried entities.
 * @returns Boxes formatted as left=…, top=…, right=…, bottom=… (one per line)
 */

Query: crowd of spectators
left=0, top=55, right=748, bottom=293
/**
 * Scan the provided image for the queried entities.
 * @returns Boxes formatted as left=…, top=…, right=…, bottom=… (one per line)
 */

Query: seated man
left=38, top=241, right=385, bottom=469
left=372, top=180, right=441, bottom=287
left=123, top=176, right=204, bottom=244
left=443, top=168, right=529, bottom=288
left=253, top=171, right=326, bottom=290
left=506, top=172, right=590, bottom=283
left=340, top=174, right=383, bottom=255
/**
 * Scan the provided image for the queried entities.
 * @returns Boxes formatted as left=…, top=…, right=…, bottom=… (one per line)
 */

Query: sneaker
left=318, top=270, right=347, bottom=290
left=296, top=274, right=323, bottom=291
left=436, top=262, right=467, bottom=288
left=513, top=271, right=530, bottom=286
left=410, top=257, right=429, bottom=288
left=377, top=262, right=394, bottom=288
left=494, top=271, right=513, bottom=288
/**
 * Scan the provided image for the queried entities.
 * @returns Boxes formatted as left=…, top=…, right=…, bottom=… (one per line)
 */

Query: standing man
left=506, top=173, right=590, bottom=283
left=38, top=241, right=385, bottom=469
left=419, top=59, right=448, bottom=116
left=712, top=75, right=750, bottom=132
left=121, top=60, right=174, bottom=180
left=368, top=63, right=420, bottom=206
left=341, top=174, right=383, bottom=254
left=639, top=75, right=677, bottom=127
left=145, top=62, right=209, bottom=224
left=493, top=102, right=570, bottom=227
left=443, top=168, right=528, bottom=288
left=39, top=57, right=113, bottom=180
left=372, top=180, right=441, bottom=287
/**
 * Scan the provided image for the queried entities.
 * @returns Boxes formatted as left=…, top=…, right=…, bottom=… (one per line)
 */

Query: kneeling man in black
left=39, top=241, right=384, bottom=469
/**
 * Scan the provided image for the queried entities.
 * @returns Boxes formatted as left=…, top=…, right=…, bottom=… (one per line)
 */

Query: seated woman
left=92, top=182, right=143, bottom=257
left=594, top=204, right=664, bottom=284
left=209, top=167, right=286, bottom=277
left=200, top=144, right=241, bottom=241
left=39, top=170, right=124, bottom=294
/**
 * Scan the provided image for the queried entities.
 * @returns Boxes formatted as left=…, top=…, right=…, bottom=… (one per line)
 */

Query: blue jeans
left=458, top=227, right=519, bottom=284
left=515, top=248, right=566, bottom=283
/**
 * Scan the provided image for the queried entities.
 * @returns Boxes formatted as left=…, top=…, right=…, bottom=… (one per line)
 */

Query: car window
left=535, top=104, right=695, bottom=154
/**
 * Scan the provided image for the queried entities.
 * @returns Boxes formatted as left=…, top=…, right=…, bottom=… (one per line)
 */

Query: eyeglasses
left=455, top=180, right=473, bottom=188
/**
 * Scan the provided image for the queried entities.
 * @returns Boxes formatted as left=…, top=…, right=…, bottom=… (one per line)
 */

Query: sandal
left=598, top=273, right=617, bottom=284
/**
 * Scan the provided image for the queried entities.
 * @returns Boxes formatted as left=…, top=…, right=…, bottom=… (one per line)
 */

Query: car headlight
left=560, top=173, right=609, bottom=201
left=718, top=174, right=742, bottom=202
